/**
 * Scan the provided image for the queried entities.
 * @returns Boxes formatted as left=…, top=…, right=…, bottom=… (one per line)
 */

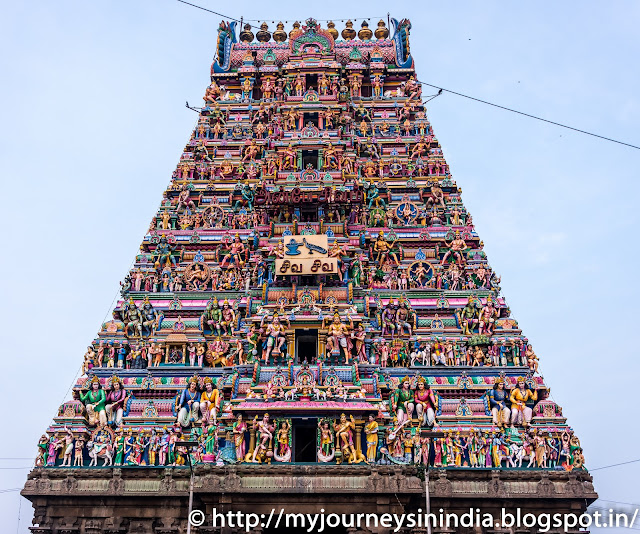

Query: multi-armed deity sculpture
left=36, top=16, right=584, bottom=474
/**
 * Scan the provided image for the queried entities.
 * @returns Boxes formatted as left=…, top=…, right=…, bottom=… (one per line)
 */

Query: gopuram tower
left=22, top=16, right=597, bottom=534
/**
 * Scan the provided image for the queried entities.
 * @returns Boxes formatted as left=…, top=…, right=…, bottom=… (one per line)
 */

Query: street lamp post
left=422, top=431, right=445, bottom=534
left=177, top=440, right=199, bottom=534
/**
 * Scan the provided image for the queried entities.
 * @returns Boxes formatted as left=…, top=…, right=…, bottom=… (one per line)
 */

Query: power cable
left=590, top=458, right=640, bottom=471
left=417, top=79, right=640, bottom=151
left=175, top=1, right=386, bottom=27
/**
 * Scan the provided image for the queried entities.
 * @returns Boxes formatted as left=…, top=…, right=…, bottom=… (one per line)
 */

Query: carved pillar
left=182, top=343, right=186, bottom=364
left=248, top=424, right=256, bottom=457
left=355, top=422, right=363, bottom=455
left=286, top=332, right=295, bottom=361
left=318, top=332, right=327, bottom=362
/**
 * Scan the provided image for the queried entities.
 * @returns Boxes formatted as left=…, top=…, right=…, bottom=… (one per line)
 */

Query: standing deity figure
left=457, top=296, right=480, bottom=335
left=220, top=299, right=236, bottom=335
left=241, top=77, right=254, bottom=100
left=233, top=414, right=247, bottom=462
left=199, top=377, right=220, bottom=425
left=479, top=298, right=499, bottom=336
left=60, top=426, right=75, bottom=467
left=487, top=379, right=510, bottom=428
left=333, top=413, right=357, bottom=463
left=372, top=75, right=383, bottom=98
left=390, top=378, right=415, bottom=424
left=324, top=313, right=354, bottom=362
left=317, top=420, right=335, bottom=462
left=175, top=376, right=201, bottom=428
left=80, top=375, right=108, bottom=427
left=509, top=377, right=538, bottom=428
left=261, top=313, right=288, bottom=361
left=414, top=378, right=437, bottom=427
left=351, top=323, right=367, bottom=363
left=364, top=414, right=379, bottom=462
left=380, top=301, right=398, bottom=337
left=441, top=230, right=467, bottom=266
left=323, top=142, right=340, bottom=169
left=252, top=413, right=275, bottom=463
left=105, top=375, right=128, bottom=428
left=275, top=421, right=292, bottom=462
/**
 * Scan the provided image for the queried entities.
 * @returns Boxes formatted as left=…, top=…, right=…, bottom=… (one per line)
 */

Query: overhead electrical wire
left=175, top=0, right=385, bottom=27
left=416, top=79, right=640, bottom=151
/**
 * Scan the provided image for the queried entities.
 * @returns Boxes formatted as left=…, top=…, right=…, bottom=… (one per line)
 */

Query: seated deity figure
left=199, top=377, right=220, bottom=424
left=105, top=375, right=128, bottom=428
left=175, top=376, right=200, bottom=427
left=395, top=300, right=414, bottom=337
left=414, top=377, right=437, bottom=427
left=390, top=378, right=415, bottom=425
left=121, top=297, right=143, bottom=338
left=457, top=296, right=480, bottom=335
left=509, top=377, right=538, bottom=428
left=141, top=296, right=159, bottom=337
left=201, top=299, right=222, bottom=336
left=487, top=379, right=510, bottom=428
left=79, top=375, right=108, bottom=427
left=324, top=313, right=354, bottom=362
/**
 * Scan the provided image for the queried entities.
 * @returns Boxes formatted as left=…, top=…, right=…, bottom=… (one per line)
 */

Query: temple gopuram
left=23, top=16, right=597, bottom=534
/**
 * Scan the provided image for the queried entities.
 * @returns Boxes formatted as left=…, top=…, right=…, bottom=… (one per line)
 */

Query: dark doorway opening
left=302, top=149, right=319, bottom=169
left=293, top=419, right=317, bottom=463
left=296, top=329, right=318, bottom=364
left=303, top=112, right=319, bottom=127
left=306, top=74, right=318, bottom=91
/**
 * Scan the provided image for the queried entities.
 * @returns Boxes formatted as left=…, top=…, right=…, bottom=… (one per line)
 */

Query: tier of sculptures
left=36, top=17, right=583, bottom=476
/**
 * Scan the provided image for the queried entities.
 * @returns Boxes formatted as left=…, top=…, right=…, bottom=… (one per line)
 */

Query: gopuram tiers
left=23, top=17, right=596, bottom=534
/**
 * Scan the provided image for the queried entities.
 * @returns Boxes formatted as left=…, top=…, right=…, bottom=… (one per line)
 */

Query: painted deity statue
left=364, top=414, right=379, bottom=462
left=201, top=299, right=222, bottom=336
left=176, top=377, right=200, bottom=427
left=261, top=313, right=287, bottom=361
left=414, top=378, right=437, bottom=427
left=333, top=413, right=357, bottom=463
left=324, top=313, right=354, bottom=362
left=79, top=375, right=107, bottom=427
left=252, top=413, right=275, bottom=463
left=105, top=375, right=128, bottom=427
left=510, top=377, right=538, bottom=427
left=199, top=377, right=220, bottom=424
left=488, top=379, right=510, bottom=428
left=233, top=414, right=247, bottom=462
left=390, top=379, right=414, bottom=424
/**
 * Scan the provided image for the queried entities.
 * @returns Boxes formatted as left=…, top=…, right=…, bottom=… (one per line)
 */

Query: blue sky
left=1, top=1, right=639, bottom=531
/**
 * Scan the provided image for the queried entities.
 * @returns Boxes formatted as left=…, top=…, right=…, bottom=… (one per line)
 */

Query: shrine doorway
left=293, top=418, right=317, bottom=463
left=302, top=149, right=319, bottom=169
left=296, top=329, right=318, bottom=364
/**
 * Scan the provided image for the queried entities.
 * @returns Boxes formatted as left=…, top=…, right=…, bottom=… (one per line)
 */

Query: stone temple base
left=22, top=465, right=597, bottom=533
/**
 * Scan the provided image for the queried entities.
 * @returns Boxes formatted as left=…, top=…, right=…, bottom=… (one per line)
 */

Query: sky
left=1, top=1, right=639, bottom=532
